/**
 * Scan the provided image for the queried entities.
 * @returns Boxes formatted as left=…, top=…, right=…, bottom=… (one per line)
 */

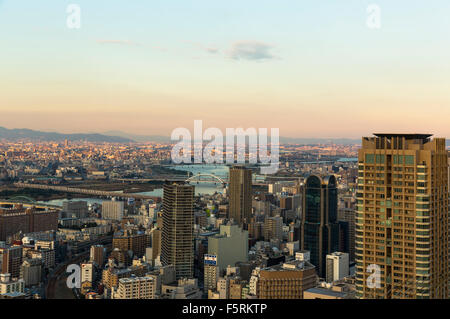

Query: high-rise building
left=301, top=175, right=341, bottom=277
left=356, top=133, right=449, bottom=299
left=228, top=166, right=252, bottom=227
left=161, top=182, right=194, bottom=279
left=102, top=200, right=124, bottom=220
left=326, top=252, right=349, bottom=283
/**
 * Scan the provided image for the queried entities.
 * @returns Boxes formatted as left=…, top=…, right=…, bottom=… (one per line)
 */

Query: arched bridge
left=185, top=173, right=227, bottom=186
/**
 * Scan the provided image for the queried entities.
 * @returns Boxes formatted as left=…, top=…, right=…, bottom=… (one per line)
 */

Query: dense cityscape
left=0, top=133, right=448, bottom=300
left=0, top=138, right=360, bottom=299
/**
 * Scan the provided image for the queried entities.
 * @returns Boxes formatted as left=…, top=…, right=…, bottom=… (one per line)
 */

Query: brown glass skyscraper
left=228, top=166, right=252, bottom=227
left=356, top=134, right=448, bottom=299
left=161, top=182, right=194, bottom=279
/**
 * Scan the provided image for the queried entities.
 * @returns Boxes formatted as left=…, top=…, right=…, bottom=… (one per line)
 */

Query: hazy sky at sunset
left=1, top=0, right=450, bottom=138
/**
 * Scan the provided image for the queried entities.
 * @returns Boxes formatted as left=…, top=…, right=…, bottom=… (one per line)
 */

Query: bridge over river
left=13, top=182, right=161, bottom=202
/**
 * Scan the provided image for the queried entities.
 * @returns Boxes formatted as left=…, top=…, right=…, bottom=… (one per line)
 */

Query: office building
left=301, top=175, right=341, bottom=277
left=229, top=166, right=252, bottom=226
left=257, top=259, right=317, bottom=299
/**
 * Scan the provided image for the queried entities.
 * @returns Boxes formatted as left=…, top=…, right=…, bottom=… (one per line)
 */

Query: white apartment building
left=326, top=252, right=349, bottom=283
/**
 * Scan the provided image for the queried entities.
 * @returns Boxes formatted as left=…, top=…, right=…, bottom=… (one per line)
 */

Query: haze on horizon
left=1, top=0, right=450, bottom=139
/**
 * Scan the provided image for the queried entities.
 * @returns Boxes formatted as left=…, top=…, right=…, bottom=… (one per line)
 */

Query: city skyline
left=1, top=1, right=450, bottom=137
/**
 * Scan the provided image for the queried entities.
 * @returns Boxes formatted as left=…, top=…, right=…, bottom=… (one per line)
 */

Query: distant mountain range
left=97, top=132, right=450, bottom=146
left=1, top=127, right=448, bottom=146
left=105, top=130, right=362, bottom=144
left=0, top=127, right=133, bottom=143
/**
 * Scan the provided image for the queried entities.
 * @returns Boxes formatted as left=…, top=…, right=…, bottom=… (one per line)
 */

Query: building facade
left=326, top=252, right=349, bottom=283
left=301, top=175, right=341, bottom=277
left=355, top=134, right=449, bottom=299
left=161, top=182, right=195, bottom=279
left=229, top=166, right=252, bottom=227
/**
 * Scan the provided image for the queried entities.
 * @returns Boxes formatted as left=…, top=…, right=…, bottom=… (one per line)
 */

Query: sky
left=0, top=0, right=450, bottom=138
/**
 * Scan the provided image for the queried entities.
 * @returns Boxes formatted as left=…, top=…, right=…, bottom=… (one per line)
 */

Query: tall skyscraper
left=228, top=166, right=252, bottom=227
left=161, top=182, right=194, bottom=279
left=356, top=134, right=448, bottom=299
left=301, top=175, right=341, bottom=278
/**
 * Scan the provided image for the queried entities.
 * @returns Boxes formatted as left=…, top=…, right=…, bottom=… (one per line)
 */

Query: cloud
left=227, top=41, right=277, bottom=61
